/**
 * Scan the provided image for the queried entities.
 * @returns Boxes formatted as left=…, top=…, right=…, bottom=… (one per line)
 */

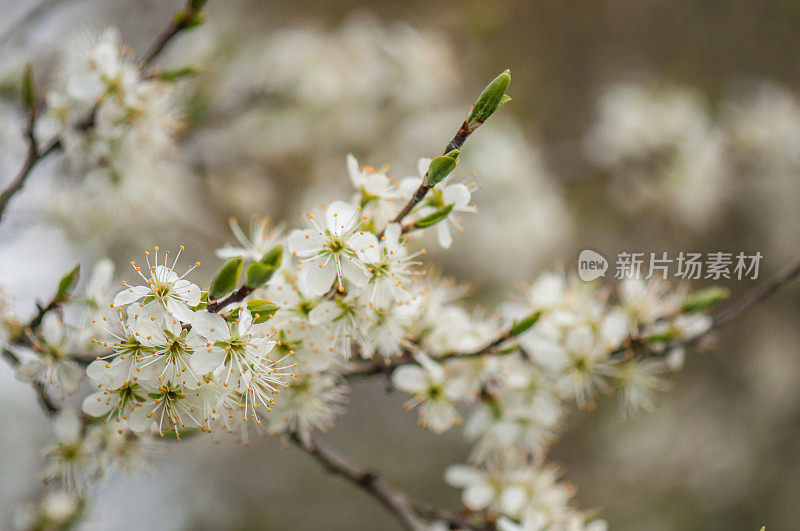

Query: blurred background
left=1, top=0, right=799, bottom=529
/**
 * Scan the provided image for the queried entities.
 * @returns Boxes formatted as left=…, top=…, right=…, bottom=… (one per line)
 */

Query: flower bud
left=209, top=257, right=242, bottom=300
left=159, top=66, right=198, bottom=83
left=423, top=149, right=459, bottom=188
left=508, top=310, right=542, bottom=337
left=681, top=286, right=730, bottom=313
left=55, top=264, right=80, bottom=302
left=22, top=63, right=35, bottom=112
left=466, top=69, right=511, bottom=128
left=247, top=300, right=279, bottom=324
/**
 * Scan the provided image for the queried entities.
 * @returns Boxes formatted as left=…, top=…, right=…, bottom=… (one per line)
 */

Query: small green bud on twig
left=423, top=149, right=459, bottom=188
left=245, top=245, right=283, bottom=289
left=413, top=204, right=454, bottom=229
left=55, top=264, right=80, bottom=302
left=681, top=286, right=730, bottom=313
left=508, top=310, right=542, bottom=337
left=466, top=69, right=511, bottom=130
left=159, top=66, right=198, bottom=82
left=209, top=257, right=243, bottom=300
left=22, top=64, right=35, bottom=113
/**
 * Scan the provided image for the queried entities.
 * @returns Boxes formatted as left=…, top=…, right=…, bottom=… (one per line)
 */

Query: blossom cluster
left=0, top=20, right=733, bottom=529
left=42, top=29, right=182, bottom=181
left=0, top=147, right=724, bottom=529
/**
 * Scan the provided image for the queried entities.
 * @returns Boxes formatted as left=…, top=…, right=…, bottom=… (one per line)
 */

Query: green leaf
left=209, top=257, right=242, bottom=300
left=508, top=311, right=542, bottom=337
left=22, top=63, right=34, bottom=112
left=414, top=204, right=454, bottom=229
left=191, top=292, right=208, bottom=311
left=644, top=329, right=680, bottom=343
left=247, top=300, right=279, bottom=323
left=466, top=69, right=511, bottom=128
left=681, top=287, right=730, bottom=313
left=260, top=245, right=283, bottom=268
left=55, top=264, right=80, bottom=301
left=245, top=245, right=283, bottom=289
left=423, top=150, right=459, bottom=187
left=159, top=66, right=198, bottom=83
left=245, top=263, right=274, bottom=289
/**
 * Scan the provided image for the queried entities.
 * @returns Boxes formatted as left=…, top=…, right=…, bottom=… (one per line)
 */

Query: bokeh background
left=1, top=0, right=799, bottom=529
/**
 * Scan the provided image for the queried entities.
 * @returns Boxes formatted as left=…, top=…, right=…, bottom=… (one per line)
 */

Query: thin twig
left=291, top=433, right=478, bottom=530
left=343, top=326, right=515, bottom=378
left=205, top=285, right=254, bottom=313
left=139, top=2, right=202, bottom=69
left=612, top=256, right=800, bottom=360
left=712, top=258, right=800, bottom=329
left=348, top=255, right=800, bottom=378
left=387, top=121, right=477, bottom=231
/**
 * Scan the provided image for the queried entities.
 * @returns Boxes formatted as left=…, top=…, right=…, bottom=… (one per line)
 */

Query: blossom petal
left=302, top=260, right=337, bottom=297
left=308, top=300, right=338, bottom=325
left=113, top=285, right=150, bottom=306
left=190, top=347, right=225, bottom=375
left=399, top=177, right=422, bottom=198
left=464, top=482, right=495, bottom=511
left=166, top=298, right=195, bottom=323
left=128, top=406, right=153, bottom=433
left=191, top=311, right=229, bottom=342
left=436, top=223, right=453, bottom=249
left=173, top=279, right=202, bottom=307
left=417, top=157, right=432, bottom=178
left=383, top=223, right=402, bottom=244
left=154, top=265, right=179, bottom=284
left=444, top=465, right=483, bottom=487
left=82, top=392, right=113, bottom=417
left=346, top=153, right=361, bottom=188
left=391, top=365, right=427, bottom=393
left=339, top=256, right=368, bottom=287
left=350, top=232, right=380, bottom=263
left=237, top=308, right=253, bottom=335
left=288, top=229, right=324, bottom=256
left=326, top=201, right=357, bottom=237
left=443, top=183, right=472, bottom=210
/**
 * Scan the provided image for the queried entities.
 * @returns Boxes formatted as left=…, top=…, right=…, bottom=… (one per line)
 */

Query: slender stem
left=140, top=2, right=202, bottom=69
left=612, top=256, right=800, bottom=359
left=292, top=433, right=478, bottom=530
left=390, top=184, right=430, bottom=226
left=712, top=258, right=800, bottom=329
left=443, top=121, right=473, bottom=154
left=343, top=327, right=515, bottom=378
left=387, top=121, right=476, bottom=230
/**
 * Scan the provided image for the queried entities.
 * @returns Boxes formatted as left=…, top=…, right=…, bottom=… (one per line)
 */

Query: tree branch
left=139, top=1, right=204, bottom=69
left=389, top=121, right=477, bottom=229
left=205, top=285, right=254, bottom=313
left=291, top=433, right=478, bottom=530
left=611, top=256, right=800, bottom=360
